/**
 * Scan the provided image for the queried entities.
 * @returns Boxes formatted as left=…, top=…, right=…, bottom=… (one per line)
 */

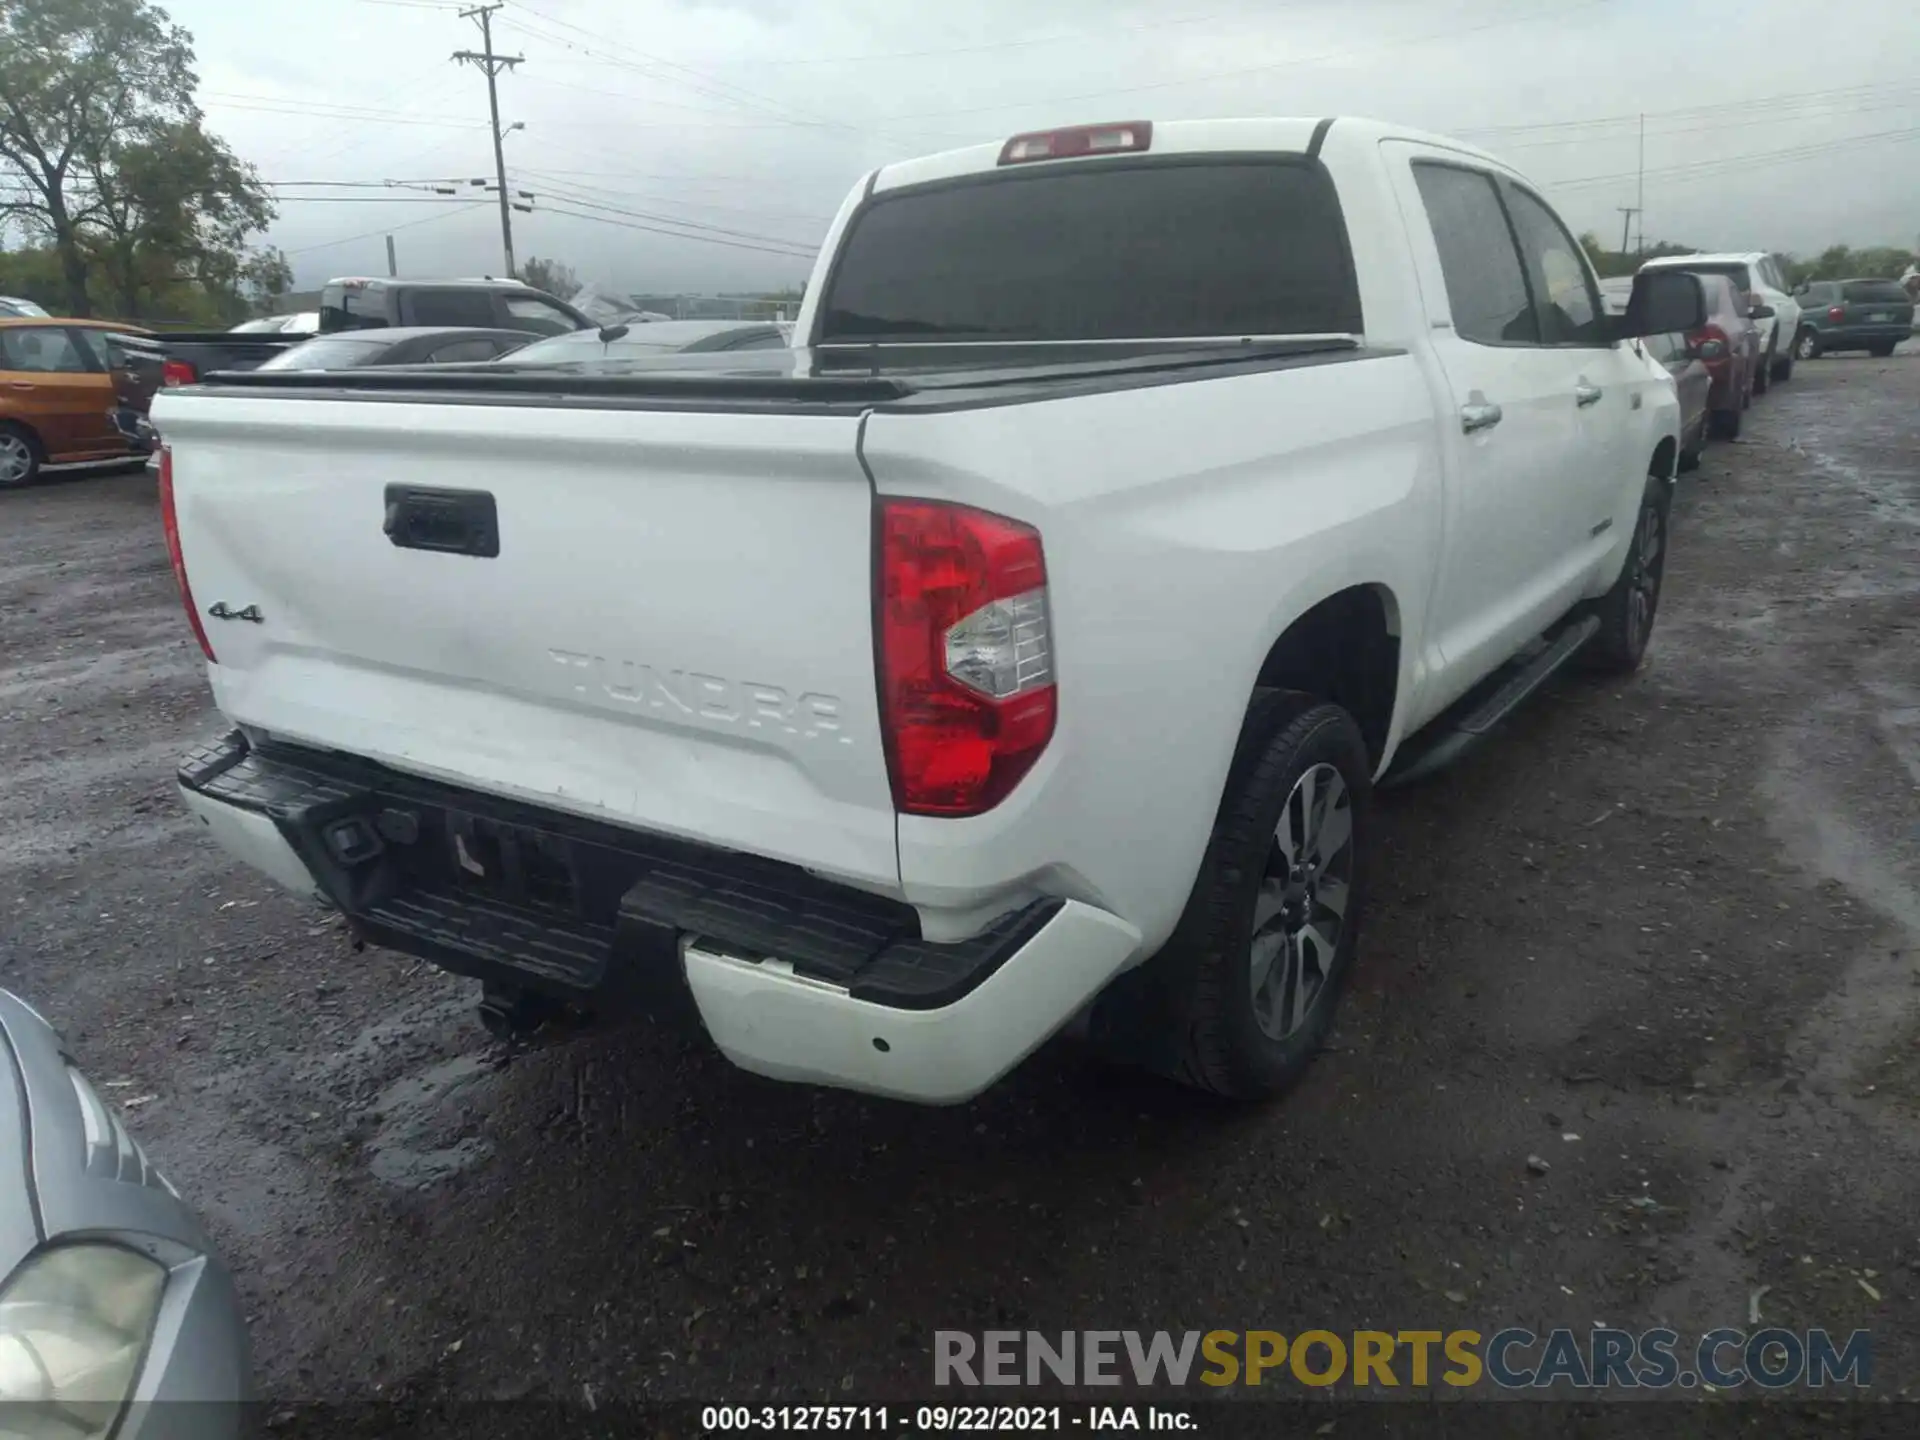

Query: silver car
left=0, top=990, right=251, bottom=1437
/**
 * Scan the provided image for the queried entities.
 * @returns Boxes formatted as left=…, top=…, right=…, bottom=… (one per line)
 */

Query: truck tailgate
left=156, top=393, right=900, bottom=891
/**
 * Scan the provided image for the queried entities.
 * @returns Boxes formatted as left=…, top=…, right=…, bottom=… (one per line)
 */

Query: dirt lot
left=1, top=347, right=1917, bottom=1418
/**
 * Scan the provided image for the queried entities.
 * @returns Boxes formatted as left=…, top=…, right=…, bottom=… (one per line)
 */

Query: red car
left=1681, top=271, right=1766, bottom=439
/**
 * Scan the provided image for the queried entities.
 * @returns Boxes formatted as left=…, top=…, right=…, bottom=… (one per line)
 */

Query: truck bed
left=190, top=336, right=1376, bottom=412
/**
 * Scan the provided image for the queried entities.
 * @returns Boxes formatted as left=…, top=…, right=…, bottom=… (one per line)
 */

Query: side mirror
left=1749, top=304, right=1775, bottom=320
left=1615, top=270, right=1706, bottom=340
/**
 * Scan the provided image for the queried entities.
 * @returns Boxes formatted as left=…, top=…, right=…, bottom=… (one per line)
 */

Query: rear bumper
left=177, top=731, right=1139, bottom=1103
left=1816, top=325, right=1911, bottom=348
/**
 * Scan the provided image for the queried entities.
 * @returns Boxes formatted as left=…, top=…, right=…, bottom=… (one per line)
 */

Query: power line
left=284, top=202, right=490, bottom=256
left=1457, top=79, right=1920, bottom=136
left=521, top=181, right=822, bottom=250
left=869, top=0, right=1622, bottom=122
left=511, top=166, right=833, bottom=223
left=1546, top=124, right=1920, bottom=191
left=535, top=205, right=816, bottom=259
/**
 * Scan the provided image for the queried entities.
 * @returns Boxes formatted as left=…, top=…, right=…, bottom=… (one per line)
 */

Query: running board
left=1380, top=615, right=1601, bottom=790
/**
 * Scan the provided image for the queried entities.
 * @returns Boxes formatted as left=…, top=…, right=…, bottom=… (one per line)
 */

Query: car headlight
left=0, top=1244, right=166, bottom=1438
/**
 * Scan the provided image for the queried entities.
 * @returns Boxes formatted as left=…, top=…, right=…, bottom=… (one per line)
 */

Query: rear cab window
left=817, top=158, right=1362, bottom=343
left=409, top=290, right=502, bottom=328
left=319, top=282, right=389, bottom=332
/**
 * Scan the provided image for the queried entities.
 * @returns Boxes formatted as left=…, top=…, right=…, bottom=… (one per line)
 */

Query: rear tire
left=1794, top=329, right=1821, bottom=362
left=1678, top=445, right=1701, bottom=474
left=0, top=423, right=42, bottom=489
left=1583, top=475, right=1670, bottom=676
left=1118, top=691, right=1371, bottom=1102
left=1869, top=340, right=1898, bottom=358
left=1710, top=405, right=1741, bottom=440
left=1772, top=352, right=1795, bottom=382
left=1753, top=347, right=1771, bottom=395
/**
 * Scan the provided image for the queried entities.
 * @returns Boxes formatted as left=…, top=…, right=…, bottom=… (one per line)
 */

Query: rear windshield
left=319, top=284, right=387, bottom=332
left=1669, top=262, right=1752, bottom=293
left=257, top=337, right=391, bottom=371
left=819, top=159, right=1361, bottom=343
left=1841, top=280, right=1909, bottom=304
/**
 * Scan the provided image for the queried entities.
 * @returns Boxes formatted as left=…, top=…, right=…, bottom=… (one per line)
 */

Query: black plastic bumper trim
left=178, top=730, right=1059, bottom=1013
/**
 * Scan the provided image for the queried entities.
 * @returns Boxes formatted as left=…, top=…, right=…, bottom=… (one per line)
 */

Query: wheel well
left=1254, top=585, right=1399, bottom=768
left=0, top=419, right=42, bottom=456
left=1651, top=436, right=1677, bottom=481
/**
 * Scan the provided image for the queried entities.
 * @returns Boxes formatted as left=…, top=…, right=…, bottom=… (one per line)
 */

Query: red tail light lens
left=1687, top=324, right=1730, bottom=361
left=161, top=359, right=196, bottom=387
left=157, top=448, right=216, bottom=663
left=1828, top=305, right=1846, bottom=323
left=877, top=499, right=1055, bottom=816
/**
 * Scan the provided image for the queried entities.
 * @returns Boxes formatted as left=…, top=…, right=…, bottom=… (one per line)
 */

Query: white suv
left=1640, top=251, right=1801, bottom=389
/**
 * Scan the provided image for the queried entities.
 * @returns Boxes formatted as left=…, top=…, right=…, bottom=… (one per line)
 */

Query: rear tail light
left=1687, top=324, right=1730, bottom=361
left=998, top=121, right=1151, bottom=166
left=157, top=448, right=216, bottom=663
left=161, top=359, right=196, bottom=387
left=1828, top=305, right=1846, bottom=323
left=877, top=500, right=1055, bottom=816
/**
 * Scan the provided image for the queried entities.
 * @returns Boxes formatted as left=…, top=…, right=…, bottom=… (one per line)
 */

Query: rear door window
left=1411, top=163, right=1537, bottom=346
left=0, top=326, right=92, bottom=372
left=409, top=290, right=502, bottom=328
left=819, top=159, right=1361, bottom=342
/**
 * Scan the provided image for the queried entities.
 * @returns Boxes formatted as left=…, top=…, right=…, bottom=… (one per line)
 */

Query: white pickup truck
left=156, top=117, right=1706, bottom=1107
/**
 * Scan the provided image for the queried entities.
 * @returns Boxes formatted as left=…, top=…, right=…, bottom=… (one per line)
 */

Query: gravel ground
left=1, top=347, right=1917, bottom=1423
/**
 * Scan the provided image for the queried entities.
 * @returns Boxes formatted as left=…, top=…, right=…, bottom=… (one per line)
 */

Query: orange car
left=0, top=316, right=155, bottom=488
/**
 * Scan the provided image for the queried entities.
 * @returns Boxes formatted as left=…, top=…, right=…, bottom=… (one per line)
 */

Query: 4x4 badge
left=207, top=602, right=263, bottom=623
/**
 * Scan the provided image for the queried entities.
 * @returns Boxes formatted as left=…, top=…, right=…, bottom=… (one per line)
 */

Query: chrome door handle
left=1460, top=401, right=1503, bottom=433
left=1575, top=382, right=1603, bottom=407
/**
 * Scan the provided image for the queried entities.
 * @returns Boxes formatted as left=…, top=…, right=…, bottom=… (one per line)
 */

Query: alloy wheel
left=0, top=433, right=33, bottom=486
left=1625, top=497, right=1664, bottom=653
left=1249, top=763, right=1354, bottom=1042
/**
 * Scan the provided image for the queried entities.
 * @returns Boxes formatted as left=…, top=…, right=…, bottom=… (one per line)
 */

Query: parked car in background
left=1686, top=273, right=1765, bottom=440
left=1600, top=278, right=1710, bottom=471
left=1639, top=251, right=1800, bottom=389
left=496, top=318, right=792, bottom=366
left=0, top=296, right=52, bottom=319
left=0, top=317, right=156, bottom=487
left=254, top=326, right=535, bottom=372
left=229, top=312, right=322, bottom=335
left=1789, top=278, right=1915, bottom=359
left=317, top=277, right=591, bottom=337
left=0, top=989, right=251, bottom=1434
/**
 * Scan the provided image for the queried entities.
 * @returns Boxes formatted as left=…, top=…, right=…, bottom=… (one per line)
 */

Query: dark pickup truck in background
left=126, top=277, right=592, bottom=389
left=117, top=278, right=593, bottom=465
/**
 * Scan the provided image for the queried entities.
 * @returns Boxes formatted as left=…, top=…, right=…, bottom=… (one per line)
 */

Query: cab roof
left=869, top=116, right=1519, bottom=193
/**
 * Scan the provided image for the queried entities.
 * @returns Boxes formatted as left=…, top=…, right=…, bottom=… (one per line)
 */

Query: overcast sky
left=175, top=0, right=1920, bottom=295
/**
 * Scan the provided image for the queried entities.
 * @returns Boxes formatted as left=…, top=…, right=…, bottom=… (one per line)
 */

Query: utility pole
left=386, top=234, right=397, bottom=277
left=1616, top=207, right=1639, bottom=256
left=1634, top=112, right=1645, bottom=255
left=453, top=4, right=523, bottom=277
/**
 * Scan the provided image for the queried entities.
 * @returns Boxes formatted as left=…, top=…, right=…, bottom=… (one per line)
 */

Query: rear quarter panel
left=862, top=353, right=1441, bottom=950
